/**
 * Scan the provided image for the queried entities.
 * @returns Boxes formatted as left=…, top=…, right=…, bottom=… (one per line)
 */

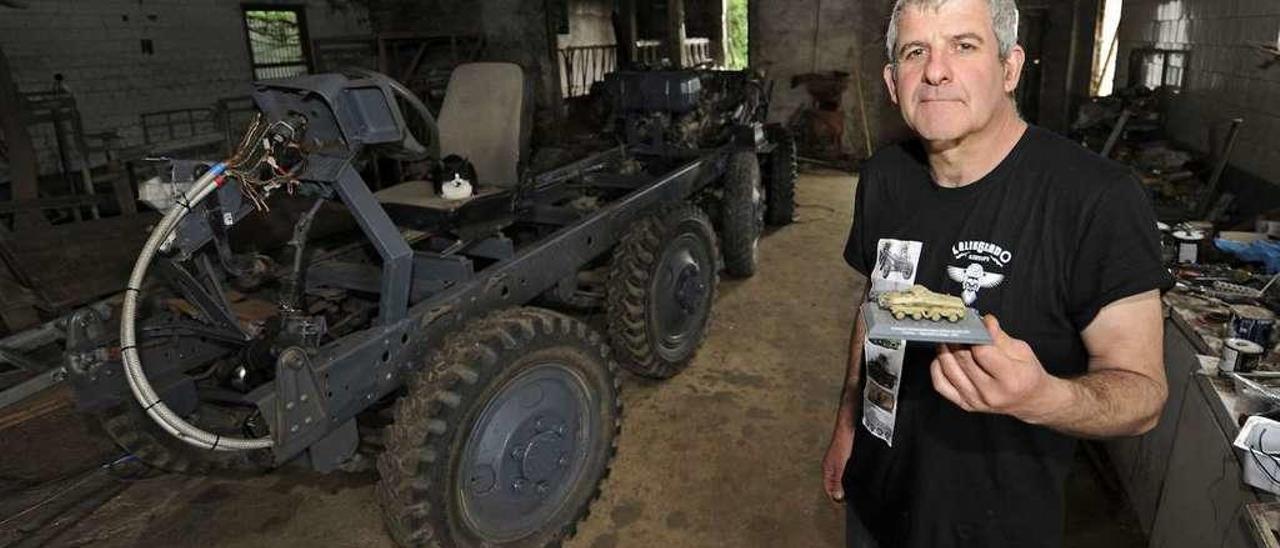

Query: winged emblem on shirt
left=947, top=262, right=1004, bottom=305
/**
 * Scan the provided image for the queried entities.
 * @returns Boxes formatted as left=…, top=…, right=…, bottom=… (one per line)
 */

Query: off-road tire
left=763, top=125, right=797, bottom=226
left=606, top=204, right=719, bottom=379
left=721, top=151, right=764, bottom=278
left=96, top=399, right=273, bottom=474
left=376, top=307, right=622, bottom=548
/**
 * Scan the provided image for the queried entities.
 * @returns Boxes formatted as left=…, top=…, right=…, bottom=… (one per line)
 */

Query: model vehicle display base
left=861, top=303, right=994, bottom=345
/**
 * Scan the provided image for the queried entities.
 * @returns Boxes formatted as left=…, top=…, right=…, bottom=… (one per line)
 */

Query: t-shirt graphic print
left=945, top=239, right=1012, bottom=305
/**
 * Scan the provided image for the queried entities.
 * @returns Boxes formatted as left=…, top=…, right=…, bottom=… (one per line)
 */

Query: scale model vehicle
left=876, top=285, right=966, bottom=322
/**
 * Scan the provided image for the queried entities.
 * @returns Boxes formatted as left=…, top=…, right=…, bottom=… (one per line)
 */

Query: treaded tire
left=721, top=150, right=764, bottom=278
left=606, top=204, right=719, bottom=379
left=763, top=125, right=797, bottom=226
left=96, top=399, right=273, bottom=475
left=376, top=307, right=622, bottom=548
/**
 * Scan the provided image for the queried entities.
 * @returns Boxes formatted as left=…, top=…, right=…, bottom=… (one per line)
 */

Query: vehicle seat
left=437, top=62, right=530, bottom=188
left=376, top=62, right=531, bottom=209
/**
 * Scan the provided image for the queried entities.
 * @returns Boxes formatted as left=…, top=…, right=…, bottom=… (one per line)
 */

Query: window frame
left=240, top=4, right=314, bottom=81
left=1127, top=47, right=1189, bottom=90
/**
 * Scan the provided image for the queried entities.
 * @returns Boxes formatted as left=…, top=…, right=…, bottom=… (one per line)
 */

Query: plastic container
left=1173, top=229, right=1205, bottom=264
left=1221, top=338, right=1265, bottom=375
left=1234, top=416, right=1280, bottom=496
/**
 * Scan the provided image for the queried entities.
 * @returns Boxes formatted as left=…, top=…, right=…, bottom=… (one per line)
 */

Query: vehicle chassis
left=64, top=83, right=773, bottom=472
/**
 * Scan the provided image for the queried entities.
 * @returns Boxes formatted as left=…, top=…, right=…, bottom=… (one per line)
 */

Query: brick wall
left=366, top=0, right=478, bottom=34
left=0, top=0, right=370, bottom=175
left=360, top=0, right=565, bottom=138
left=559, top=0, right=615, bottom=48
left=1116, top=0, right=1280, bottom=184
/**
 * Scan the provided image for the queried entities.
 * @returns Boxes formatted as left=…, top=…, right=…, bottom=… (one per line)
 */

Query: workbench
left=1106, top=289, right=1278, bottom=548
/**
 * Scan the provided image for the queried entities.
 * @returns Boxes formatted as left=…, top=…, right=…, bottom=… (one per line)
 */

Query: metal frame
left=40, top=67, right=771, bottom=471
left=254, top=146, right=730, bottom=465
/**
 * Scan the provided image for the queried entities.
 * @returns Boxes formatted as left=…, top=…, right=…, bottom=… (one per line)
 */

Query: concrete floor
left=0, top=172, right=1144, bottom=547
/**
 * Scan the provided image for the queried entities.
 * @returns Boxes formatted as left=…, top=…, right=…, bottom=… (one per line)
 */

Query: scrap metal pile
left=1071, top=85, right=1241, bottom=221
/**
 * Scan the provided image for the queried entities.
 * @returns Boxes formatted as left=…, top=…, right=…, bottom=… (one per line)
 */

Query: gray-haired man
left=821, top=0, right=1173, bottom=546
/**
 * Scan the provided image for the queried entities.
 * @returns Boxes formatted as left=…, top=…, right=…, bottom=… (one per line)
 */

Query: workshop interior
left=2, top=0, right=1280, bottom=546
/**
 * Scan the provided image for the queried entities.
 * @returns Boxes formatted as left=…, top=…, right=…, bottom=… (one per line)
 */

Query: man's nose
left=923, top=49, right=952, bottom=86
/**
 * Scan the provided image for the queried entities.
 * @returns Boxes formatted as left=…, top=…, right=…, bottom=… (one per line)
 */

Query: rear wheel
left=377, top=307, right=622, bottom=547
left=96, top=256, right=274, bottom=475
left=606, top=204, right=719, bottom=379
left=97, top=392, right=272, bottom=475
left=720, top=151, right=764, bottom=278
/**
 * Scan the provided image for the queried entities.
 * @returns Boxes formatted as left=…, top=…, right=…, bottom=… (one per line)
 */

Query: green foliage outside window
left=726, top=0, right=748, bottom=69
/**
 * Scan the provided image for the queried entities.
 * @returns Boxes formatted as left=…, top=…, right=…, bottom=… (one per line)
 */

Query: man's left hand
left=929, top=315, right=1060, bottom=422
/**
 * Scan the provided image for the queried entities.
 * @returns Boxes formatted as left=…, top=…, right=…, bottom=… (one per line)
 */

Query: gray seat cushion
left=438, top=62, right=527, bottom=188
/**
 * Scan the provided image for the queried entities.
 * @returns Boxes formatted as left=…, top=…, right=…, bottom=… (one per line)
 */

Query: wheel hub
left=673, top=263, right=706, bottom=313
left=653, top=235, right=712, bottom=360
left=457, top=364, right=593, bottom=542
left=514, top=419, right=569, bottom=484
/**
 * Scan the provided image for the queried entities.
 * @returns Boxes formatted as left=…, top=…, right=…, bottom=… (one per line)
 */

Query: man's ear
left=1002, top=45, right=1026, bottom=93
left=883, top=64, right=900, bottom=105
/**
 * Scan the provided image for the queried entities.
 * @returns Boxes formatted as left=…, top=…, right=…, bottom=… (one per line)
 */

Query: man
left=820, top=0, right=1173, bottom=546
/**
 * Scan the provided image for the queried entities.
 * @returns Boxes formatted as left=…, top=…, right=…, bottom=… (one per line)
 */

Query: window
left=242, top=6, right=311, bottom=80
left=1129, top=48, right=1188, bottom=90
left=558, top=45, right=616, bottom=98
left=725, top=0, right=748, bottom=69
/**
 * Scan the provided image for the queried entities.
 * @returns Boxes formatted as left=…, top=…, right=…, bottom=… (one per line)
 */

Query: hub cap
left=652, top=231, right=713, bottom=362
left=457, top=363, right=594, bottom=542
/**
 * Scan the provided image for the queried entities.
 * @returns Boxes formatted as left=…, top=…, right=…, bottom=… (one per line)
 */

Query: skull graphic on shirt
left=946, top=262, right=1005, bottom=305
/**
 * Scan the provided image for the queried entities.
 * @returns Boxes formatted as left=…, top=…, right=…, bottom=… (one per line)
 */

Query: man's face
left=883, top=0, right=1025, bottom=142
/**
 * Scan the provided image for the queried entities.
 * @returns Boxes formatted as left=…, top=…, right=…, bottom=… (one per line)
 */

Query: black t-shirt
left=841, top=125, right=1173, bottom=548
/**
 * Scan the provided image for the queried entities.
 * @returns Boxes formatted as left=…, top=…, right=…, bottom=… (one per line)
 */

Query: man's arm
left=930, top=289, right=1167, bottom=438
left=822, top=278, right=870, bottom=503
left=1023, top=290, right=1167, bottom=437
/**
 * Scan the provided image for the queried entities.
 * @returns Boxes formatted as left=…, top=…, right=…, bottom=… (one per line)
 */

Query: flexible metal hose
left=119, top=163, right=273, bottom=451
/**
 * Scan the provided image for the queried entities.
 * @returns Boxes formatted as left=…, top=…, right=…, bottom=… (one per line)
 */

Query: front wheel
left=377, top=307, right=622, bottom=547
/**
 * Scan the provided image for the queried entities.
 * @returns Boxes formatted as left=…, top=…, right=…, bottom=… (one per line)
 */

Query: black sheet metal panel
left=1146, top=374, right=1259, bottom=548
left=252, top=73, right=408, bottom=151
left=605, top=71, right=703, bottom=113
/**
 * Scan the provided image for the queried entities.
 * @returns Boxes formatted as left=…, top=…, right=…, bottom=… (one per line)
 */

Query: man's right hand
left=822, top=428, right=854, bottom=504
